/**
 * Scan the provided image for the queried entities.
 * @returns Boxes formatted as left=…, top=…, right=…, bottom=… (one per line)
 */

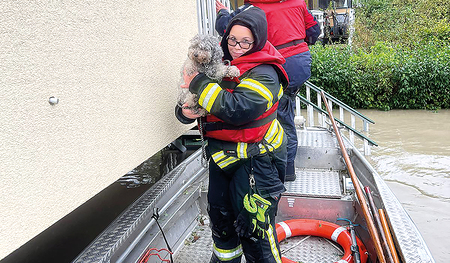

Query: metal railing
left=296, top=81, right=377, bottom=155
left=197, top=0, right=231, bottom=36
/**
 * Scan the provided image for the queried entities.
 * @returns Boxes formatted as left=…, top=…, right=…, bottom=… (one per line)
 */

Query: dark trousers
left=277, top=51, right=312, bottom=175
left=207, top=154, right=283, bottom=263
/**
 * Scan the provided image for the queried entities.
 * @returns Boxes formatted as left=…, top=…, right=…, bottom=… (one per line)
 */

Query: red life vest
left=251, top=0, right=318, bottom=58
left=202, top=42, right=288, bottom=143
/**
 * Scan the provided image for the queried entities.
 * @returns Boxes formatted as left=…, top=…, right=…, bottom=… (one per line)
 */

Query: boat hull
left=73, top=127, right=435, bottom=263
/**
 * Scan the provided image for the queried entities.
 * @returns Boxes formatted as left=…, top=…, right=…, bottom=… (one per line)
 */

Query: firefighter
left=216, top=0, right=321, bottom=181
left=175, top=7, right=288, bottom=263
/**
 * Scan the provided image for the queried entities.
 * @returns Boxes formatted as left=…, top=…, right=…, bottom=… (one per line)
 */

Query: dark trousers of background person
left=277, top=51, right=312, bottom=180
left=207, top=152, right=285, bottom=263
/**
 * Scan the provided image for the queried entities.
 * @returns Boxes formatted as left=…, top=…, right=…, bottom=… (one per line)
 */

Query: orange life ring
left=276, top=219, right=368, bottom=263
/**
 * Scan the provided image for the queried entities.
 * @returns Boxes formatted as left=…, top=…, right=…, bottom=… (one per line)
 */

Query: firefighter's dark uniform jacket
left=175, top=7, right=288, bottom=263
left=215, top=0, right=321, bottom=180
left=176, top=9, right=289, bottom=196
left=191, top=43, right=288, bottom=184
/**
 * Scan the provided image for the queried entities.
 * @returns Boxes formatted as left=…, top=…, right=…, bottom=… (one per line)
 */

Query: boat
left=1, top=1, right=435, bottom=262
left=72, top=82, right=435, bottom=263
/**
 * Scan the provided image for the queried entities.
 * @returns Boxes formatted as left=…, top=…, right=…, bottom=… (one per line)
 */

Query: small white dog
left=177, top=34, right=240, bottom=117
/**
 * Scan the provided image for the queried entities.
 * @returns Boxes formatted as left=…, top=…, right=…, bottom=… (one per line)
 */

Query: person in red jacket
left=216, top=0, right=320, bottom=182
left=176, top=7, right=288, bottom=263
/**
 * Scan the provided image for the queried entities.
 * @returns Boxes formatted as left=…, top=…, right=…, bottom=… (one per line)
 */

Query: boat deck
left=174, top=127, right=350, bottom=263
left=174, top=217, right=345, bottom=263
left=73, top=126, right=435, bottom=263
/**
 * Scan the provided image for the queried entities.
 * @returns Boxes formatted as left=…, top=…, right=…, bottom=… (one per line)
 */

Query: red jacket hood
left=250, top=0, right=284, bottom=2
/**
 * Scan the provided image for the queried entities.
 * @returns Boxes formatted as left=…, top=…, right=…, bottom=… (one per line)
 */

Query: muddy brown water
left=359, top=109, right=450, bottom=263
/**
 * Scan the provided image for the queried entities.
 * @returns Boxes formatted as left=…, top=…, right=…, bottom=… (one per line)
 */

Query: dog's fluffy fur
left=178, top=34, right=240, bottom=117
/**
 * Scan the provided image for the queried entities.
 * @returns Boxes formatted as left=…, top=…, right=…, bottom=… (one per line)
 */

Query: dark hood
left=220, top=7, right=268, bottom=61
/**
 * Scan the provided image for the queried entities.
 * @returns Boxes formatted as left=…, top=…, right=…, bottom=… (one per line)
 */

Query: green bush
left=309, top=44, right=358, bottom=107
left=391, top=42, right=450, bottom=109
left=309, top=42, right=450, bottom=110
left=308, top=0, right=450, bottom=109
left=353, top=0, right=450, bottom=49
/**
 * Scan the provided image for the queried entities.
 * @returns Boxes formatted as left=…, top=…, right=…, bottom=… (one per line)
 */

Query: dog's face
left=188, top=45, right=211, bottom=64
left=188, top=35, right=223, bottom=64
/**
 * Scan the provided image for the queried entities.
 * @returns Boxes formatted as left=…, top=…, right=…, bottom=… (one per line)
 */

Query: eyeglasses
left=227, top=36, right=254, bottom=49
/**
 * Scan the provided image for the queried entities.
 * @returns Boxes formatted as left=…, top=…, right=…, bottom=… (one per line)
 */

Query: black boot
left=284, top=161, right=296, bottom=182
left=209, top=253, right=222, bottom=263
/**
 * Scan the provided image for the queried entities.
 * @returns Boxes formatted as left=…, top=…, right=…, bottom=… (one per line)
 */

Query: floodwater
left=359, top=109, right=450, bottom=263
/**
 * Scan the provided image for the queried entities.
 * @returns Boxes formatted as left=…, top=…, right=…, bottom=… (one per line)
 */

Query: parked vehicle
left=309, top=0, right=354, bottom=44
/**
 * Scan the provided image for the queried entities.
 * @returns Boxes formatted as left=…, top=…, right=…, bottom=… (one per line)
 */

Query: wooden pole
left=365, top=186, right=395, bottom=263
left=379, top=209, right=401, bottom=263
left=320, top=91, right=386, bottom=263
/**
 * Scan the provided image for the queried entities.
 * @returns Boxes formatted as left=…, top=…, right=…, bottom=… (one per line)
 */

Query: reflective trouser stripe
left=213, top=243, right=243, bottom=261
left=266, top=225, right=283, bottom=263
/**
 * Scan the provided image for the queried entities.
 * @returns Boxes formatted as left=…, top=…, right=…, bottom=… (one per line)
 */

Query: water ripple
left=362, top=109, right=450, bottom=201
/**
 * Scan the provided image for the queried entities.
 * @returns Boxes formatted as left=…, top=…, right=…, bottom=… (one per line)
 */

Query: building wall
left=0, top=0, right=197, bottom=258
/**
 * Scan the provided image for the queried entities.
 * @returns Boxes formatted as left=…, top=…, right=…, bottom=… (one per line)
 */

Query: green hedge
left=353, top=0, right=450, bottom=50
left=309, top=42, right=450, bottom=110
left=309, top=0, right=450, bottom=110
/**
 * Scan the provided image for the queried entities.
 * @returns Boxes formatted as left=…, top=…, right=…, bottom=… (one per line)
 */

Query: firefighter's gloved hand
left=234, top=193, right=271, bottom=238
left=234, top=209, right=253, bottom=238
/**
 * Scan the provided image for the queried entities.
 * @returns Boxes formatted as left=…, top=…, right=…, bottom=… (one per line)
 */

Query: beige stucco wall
left=0, top=1, right=197, bottom=258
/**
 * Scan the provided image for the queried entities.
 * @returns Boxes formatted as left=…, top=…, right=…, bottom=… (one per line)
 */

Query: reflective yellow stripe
left=259, top=121, right=278, bottom=154
left=240, top=79, right=273, bottom=110
left=259, top=144, right=267, bottom=154
left=266, top=225, right=283, bottom=263
left=264, top=120, right=279, bottom=143
left=277, top=85, right=284, bottom=100
left=211, top=122, right=283, bottom=168
left=260, top=120, right=284, bottom=153
left=212, top=151, right=227, bottom=163
left=212, top=151, right=241, bottom=169
left=269, top=121, right=284, bottom=149
left=259, top=142, right=274, bottom=154
left=271, top=130, right=284, bottom=149
left=218, top=156, right=240, bottom=169
left=199, top=83, right=221, bottom=112
left=213, top=243, right=243, bottom=261
left=237, top=142, right=248, bottom=158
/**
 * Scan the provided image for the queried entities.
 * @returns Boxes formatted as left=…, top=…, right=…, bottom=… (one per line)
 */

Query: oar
left=320, top=91, right=386, bottom=263
left=365, top=186, right=395, bottom=263
left=379, top=208, right=401, bottom=263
